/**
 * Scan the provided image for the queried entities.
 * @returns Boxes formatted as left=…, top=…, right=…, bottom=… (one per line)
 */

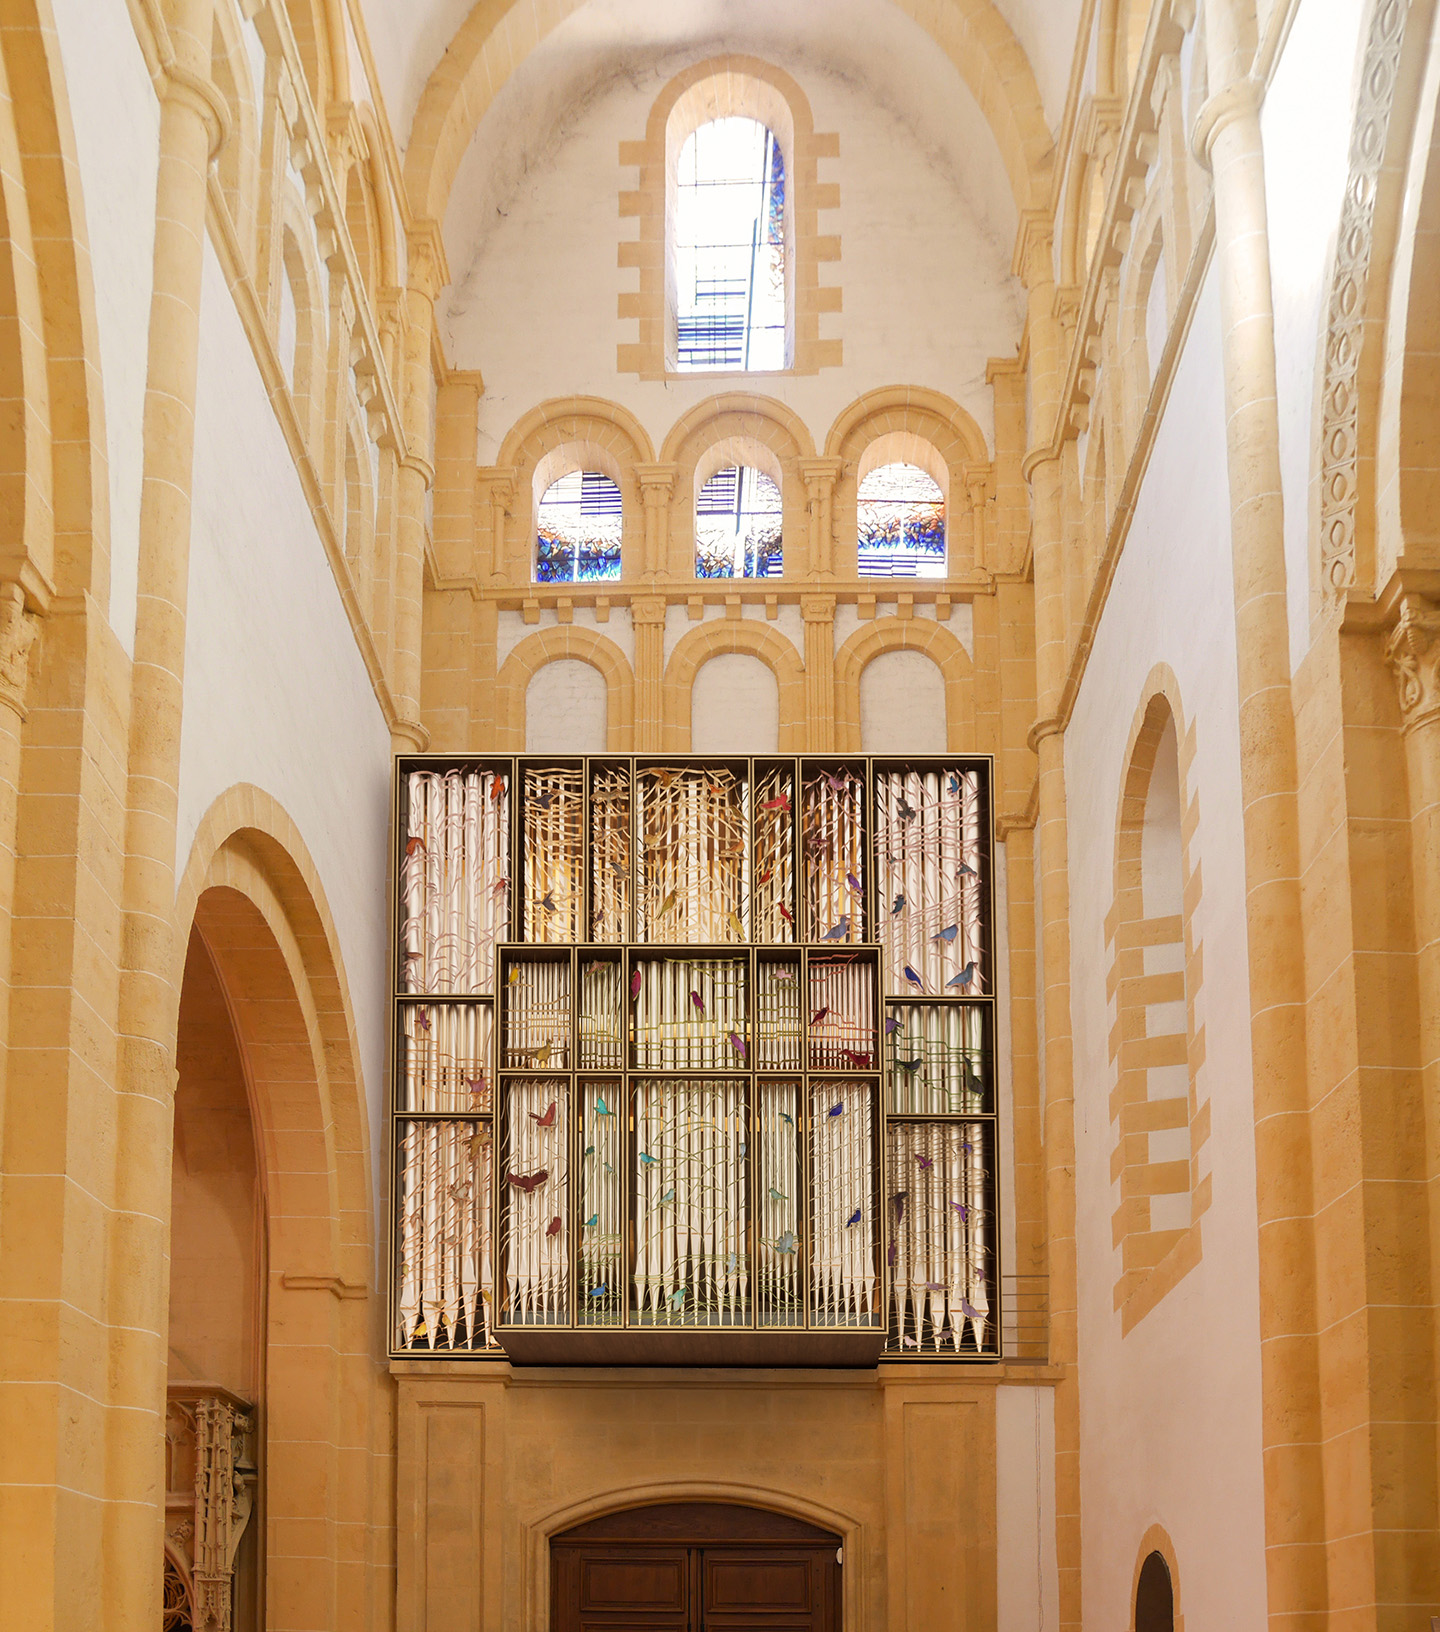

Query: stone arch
left=275, top=183, right=328, bottom=452
left=1118, top=183, right=1167, bottom=447
left=1107, top=669, right=1209, bottom=1332
left=523, top=1479, right=867, bottom=1632
left=497, top=397, right=654, bottom=581
left=495, top=626, right=635, bottom=750
left=834, top=617, right=975, bottom=752
left=345, top=105, right=400, bottom=302
left=403, top=0, right=1052, bottom=235
left=1130, top=1523, right=1185, bottom=1631
left=663, top=620, right=805, bottom=750
left=278, top=0, right=348, bottom=113
left=211, top=0, right=262, bottom=261
left=826, top=387, right=990, bottom=578
left=619, top=55, right=833, bottom=378
left=0, top=0, right=106, bottom=606
left=661, top=394, right=814, bottom=579
left=172, top=785, right=383, bottom=1632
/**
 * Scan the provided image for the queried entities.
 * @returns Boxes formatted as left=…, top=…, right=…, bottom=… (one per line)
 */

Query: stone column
left=1195, top=9, right=1323, bottom=1616
left=1016, top=208, right=1082, bottom=1632
left=1384, top=592, right=1440, bottom=1557
left=799, top=457, right=842, bottom=578
left=635, top=463, right=678, bottom=579
left=0, top=586, right=39, bottom=1173
left=110, top=1, right=224, bottom=1622
left=393, top=220, right=447, bottom=750
left=801, top=594, right=836, bottom=751
left=633, top=596, right=666, bottom=750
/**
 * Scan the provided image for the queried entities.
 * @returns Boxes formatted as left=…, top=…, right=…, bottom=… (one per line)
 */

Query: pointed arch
left=663, top=619, right=805, bottom=750
left=834, top=616, right=975, bottom=751
left=495, top=626, right=635, bottom=749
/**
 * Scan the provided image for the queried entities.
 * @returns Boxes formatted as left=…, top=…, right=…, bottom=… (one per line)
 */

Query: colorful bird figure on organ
left=728, top=1031, right=747, bottom=1061
left=932, top=923, right=960, bottom=944
left=846, top=872, right=864, bottom=895
left=821, top=916, right=850, bottom=941
left=528, top=1100, right=557, bottom=1127
left=762, top=793, right=791, bottom=812
left=630, top=969, right=642, bottom=999
left=903, top=965, right=926, bottom=991
left=690, top=990, right=705, bottom=1018
left=947, top=962, right=977, bottom=990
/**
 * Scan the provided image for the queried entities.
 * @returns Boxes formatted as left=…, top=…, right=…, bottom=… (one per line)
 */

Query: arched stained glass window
left=857, top=463, right=946, bottom=579
left=674, top=118, right=786, bottom=371
left=695, top=465, right=783, bottom=578
left=535, top=471, right=622, bottom=583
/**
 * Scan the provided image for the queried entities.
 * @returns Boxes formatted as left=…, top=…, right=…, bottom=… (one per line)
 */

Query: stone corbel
left=326, top=100, right=365, bottom=176
left=1383, top=594, right=1440, bottom=733
left=406, top=219, right=450, bottom=306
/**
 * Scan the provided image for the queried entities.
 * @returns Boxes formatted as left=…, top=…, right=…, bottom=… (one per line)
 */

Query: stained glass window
left=674, top=118, right=786, bottom=372
left=535, top=471, right=622, bottom=583
left=857, top=463, right=946, bottom=579
left=695, top=465, right=783, bottom=578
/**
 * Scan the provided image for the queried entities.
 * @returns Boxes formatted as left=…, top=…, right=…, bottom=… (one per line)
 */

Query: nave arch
left=834, top=616, right=975, bottom=752
left=169, top=786, right=388, bottom=1628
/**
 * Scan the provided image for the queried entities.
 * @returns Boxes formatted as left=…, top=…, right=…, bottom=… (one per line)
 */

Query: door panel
left=553, top=1515, right=839, bottom=1632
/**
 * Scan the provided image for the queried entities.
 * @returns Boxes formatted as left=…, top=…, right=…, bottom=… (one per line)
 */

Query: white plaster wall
left=1262, top=0, right=1367, bottom=670
left=441, top=17, right=1022, bottom=466
left=859, top=650, right=946, bottom=751
left=525, top=658, right=608, bottom=750
left=1066, top=271, right=1268, bottom=1622
left=690, top=652, right=779, bottom=752
left=51, top=0, right=160, bottom=655
left=179, top=243, right=394, bottom=1257
left=996, top=1385, right=1060, bottom=1632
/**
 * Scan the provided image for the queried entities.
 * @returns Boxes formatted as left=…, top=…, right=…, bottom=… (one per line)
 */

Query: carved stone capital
left=634, top=461, right=679, bottom=501
left=797, top=456, right=843, bottom=500
left=800, top=593, right=836, bottom=624
left=406, top=219, right=450, bottom=303
left=1384, top=595, right=1440, bottom=731
left=631, top=595, right=667, bottom=627
left=0, top=586, right=40, bottom=719
left=1011, top=208, right=1055, bottom=290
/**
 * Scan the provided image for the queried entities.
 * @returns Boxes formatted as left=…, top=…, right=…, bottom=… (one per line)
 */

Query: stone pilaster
left=634, top=462, right=678, bottom=579
left=801, top=594, right=836, bottom=751
left=799, top=457, right=842, bottom=578
left=632, top=596, right=666, bottom=750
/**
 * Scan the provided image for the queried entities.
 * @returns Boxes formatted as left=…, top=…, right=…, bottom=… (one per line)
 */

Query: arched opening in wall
left=1108, top=691, right=1205, bottom=1325
left=857, top=435, right=947, bottom=578
left=1135, top=1550, right=1175, bottom=1632
left=691, top=652, right=780, bottom=752
left=534, top=465, right=623, bottom=584
left=167, top=927, right=264, bottom=1632
left=280, top=0, right=328, bottom=110
left=525, top=659, right=609, bottom=751
left=672, top=116, right=787, bottom=371
left=345, top=158, right=379, bottom=304
left=859, top=650, right=947, bottom=751
left=694, top=440, right=783, bottom=577
left=552, top=1503, right=841, bottom=1632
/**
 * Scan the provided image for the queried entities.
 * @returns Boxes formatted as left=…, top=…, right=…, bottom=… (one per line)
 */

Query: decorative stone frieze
left=1319, top=0, right=1409, bottom=600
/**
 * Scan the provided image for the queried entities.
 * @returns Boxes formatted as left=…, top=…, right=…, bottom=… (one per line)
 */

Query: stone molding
left=1319, top=0, right=1409, bottom=601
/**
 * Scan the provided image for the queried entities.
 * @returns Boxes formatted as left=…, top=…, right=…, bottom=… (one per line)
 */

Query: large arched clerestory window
left=695, top=464, right=783, bottom=577
left=534, top=469, right=623, bottom=583
left=857, top=462, right=946, bottom=578
left=673, top=116, right=787, bottom=371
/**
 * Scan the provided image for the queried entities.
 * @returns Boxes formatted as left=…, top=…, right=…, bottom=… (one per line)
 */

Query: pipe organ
left=392, top=756, right=999, bottom=1364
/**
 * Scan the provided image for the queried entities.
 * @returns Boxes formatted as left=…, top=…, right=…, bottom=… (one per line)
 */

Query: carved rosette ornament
left=1319, top=0, right=1409, bottom=600
left=1383, top=595, right=1440, bottom=731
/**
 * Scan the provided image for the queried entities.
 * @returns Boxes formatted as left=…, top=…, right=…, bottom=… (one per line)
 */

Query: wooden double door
left=551, top=1503, right=840, bottom=1632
